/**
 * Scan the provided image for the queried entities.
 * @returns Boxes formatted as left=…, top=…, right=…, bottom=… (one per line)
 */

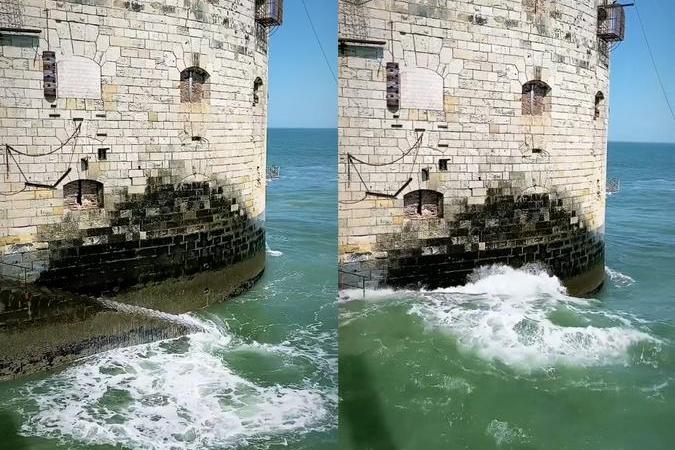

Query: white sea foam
left=20, top=318, right=332, bottom=450
left=98, top=298, right=217, bottom=332
left=339, top=287, right=408, bottom=303
left=266, top=245, right=283, bottom=257
left=485, top=419, right=529, bottom=446
left=409, top=265, right=658, bottom=371
left=606, top=266, right=636, bottom=288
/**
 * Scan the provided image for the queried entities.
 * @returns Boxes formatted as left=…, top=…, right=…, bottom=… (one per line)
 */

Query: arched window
left=594, top=91, right=605, bottom=119
left=63, top=180, right=104, bottom=211
left=253, top=77, right=263, bottom=105
left=522, top=80, right=551, bottom=116
left=180, top=67, right=210, bottom=103
left=403, top=190, right=443, bottom=219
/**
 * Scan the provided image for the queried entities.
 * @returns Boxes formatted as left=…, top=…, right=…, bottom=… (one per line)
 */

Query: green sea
left=340, top=142, right=675, bottom=450
left=0, top=128, right=338, bottom=450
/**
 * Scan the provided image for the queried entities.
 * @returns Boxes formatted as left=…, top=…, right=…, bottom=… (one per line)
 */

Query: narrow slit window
left=522, top=80, right=551, bottom=116
left=594, top=91, right=605, bottom=120
left=421, top=168, right=430, bottom=181
left=180, top=67, right=210, bottom=103
left=253, top=77, right=263, bottom=105
left=386, top=62, right=400, bottom=112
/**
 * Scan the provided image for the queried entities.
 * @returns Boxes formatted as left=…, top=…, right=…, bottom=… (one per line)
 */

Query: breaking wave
left=266, top=245, right=283, bottom=257
left=408, top=265, right=659, bottom=371
left=606, top=266, right=636, bottom=288
left=18, top=316, right=333, bottom=450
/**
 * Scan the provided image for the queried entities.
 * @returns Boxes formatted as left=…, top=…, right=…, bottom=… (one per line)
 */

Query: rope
left=635, top=1, right=675, bottom=121
left=301, top=0, right=337, bottom=84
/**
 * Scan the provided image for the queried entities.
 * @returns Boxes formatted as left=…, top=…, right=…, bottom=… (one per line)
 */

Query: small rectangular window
left=439, top=159, right=449, bottom=171
left=98, top=148, right=108, bottom=160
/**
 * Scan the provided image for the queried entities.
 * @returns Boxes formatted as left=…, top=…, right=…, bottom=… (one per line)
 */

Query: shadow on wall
left=0, top=412, right=29, bottom=450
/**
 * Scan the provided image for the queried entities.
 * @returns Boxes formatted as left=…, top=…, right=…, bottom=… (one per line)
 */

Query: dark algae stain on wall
left=346, top=188, right=604, bottom=296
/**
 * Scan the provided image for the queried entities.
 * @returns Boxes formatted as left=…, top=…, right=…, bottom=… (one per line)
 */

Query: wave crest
left=19, top=319, right=332, bottom=450
left=409, top=265, right=659, bottom=371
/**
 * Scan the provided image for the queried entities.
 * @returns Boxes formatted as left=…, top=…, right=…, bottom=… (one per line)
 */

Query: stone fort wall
left=338, top=0, right=615, bottom=295
left=0, top=0, right=273, bottom=294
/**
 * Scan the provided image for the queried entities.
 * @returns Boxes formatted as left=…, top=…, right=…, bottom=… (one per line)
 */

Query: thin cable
left=635, top=1, right=675, bottom=121
left=301, top=0, right=337, bottom=83
left=6, top=123, right=82, bottom=157
left=0, top=186, right=27, bottom=196
left=348, top=134, right=423, bottom=167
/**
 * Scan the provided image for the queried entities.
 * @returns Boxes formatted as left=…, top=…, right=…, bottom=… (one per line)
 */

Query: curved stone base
left=561, top=258, right=605, bottom=297
left=0, top=252, right=265, bottom=380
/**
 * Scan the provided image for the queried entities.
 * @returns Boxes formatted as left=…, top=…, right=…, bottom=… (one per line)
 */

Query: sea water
left=340, top=142, right=675, bottom=450
left=0, top=128, right=338, bottom=450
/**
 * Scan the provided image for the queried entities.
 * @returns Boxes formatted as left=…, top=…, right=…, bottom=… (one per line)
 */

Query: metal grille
left=255, top=0, right=283, bottom=27
left=0, top=0, right=24, bottom=29
left=43, top=51, right=57, bottom=102
left=386, top=62, right=400, bottom=111
left=598, top=4, right=626, bottom=42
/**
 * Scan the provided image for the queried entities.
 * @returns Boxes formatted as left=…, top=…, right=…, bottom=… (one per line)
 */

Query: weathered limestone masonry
left=339, top=0, right=624, bottom=295
left=0, top=0, right=281, bottom=296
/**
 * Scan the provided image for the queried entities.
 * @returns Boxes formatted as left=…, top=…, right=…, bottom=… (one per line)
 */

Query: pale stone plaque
left=400, top=67, right=444, bottom=111
left=57, top=56, right=102, bottom=99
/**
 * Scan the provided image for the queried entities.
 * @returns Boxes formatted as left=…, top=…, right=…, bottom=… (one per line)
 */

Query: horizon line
left=268, top=128, right=675, bottom=144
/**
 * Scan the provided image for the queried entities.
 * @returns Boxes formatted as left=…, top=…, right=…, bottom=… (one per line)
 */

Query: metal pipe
left=0, top=27, right=42, bottom=34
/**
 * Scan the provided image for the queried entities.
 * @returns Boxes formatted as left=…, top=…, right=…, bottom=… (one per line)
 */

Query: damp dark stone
left=35, top=179, right=265, bottom=295
left=124, top=1, right=144, bottom=12
left=341, top=188, right=604, bottom=295
left=469, top=15, right=488, bottom=26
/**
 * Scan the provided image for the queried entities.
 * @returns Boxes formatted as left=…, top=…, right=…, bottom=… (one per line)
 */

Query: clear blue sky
left=268, top=0, right=337, bottom=129
left=268, top=1, right=674, bottom=142
left=611, top=0, right=675, bottom=143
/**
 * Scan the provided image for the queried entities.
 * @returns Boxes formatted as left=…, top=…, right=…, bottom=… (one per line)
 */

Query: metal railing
left=338, top=269, right=367, bottom=298
left=0, top=261, right=29, bottom=285
left=255, top=0, right=283, bottom=27
left=607, top=178, right=621, bottom=196
left=598, top=3, right=627, bottom=42
left=267, top=165, right=280, bottom=180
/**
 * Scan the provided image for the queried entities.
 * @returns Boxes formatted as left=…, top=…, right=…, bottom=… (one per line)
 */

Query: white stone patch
left=57, top=56, right=102, bottom=99
left=400, top=67, right=444, bottom=111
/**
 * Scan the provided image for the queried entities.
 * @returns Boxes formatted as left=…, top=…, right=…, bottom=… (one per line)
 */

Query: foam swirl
left=409, top=265, right=659, bottom=370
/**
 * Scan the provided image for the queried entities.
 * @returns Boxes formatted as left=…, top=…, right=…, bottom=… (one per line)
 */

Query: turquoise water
left=340, top=142, right=675, bottom=449
left=0, top=128, right=338, bottom=450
